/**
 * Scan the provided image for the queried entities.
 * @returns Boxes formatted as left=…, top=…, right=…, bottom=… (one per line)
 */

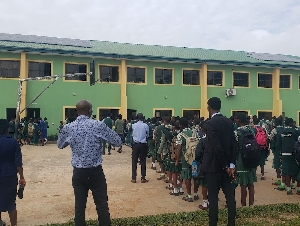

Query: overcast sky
left=0, top=0, right=299, bottom=56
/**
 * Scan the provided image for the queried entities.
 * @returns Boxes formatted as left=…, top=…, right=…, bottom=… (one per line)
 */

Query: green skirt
left=180, top=156, right=192, bottom=180
left=169, top=161, right=182, bottom=173
left=147, top=140, right=156, bottom=158
left=197, top=177, right=207, bottom=187
left=273, top=150, right=281, bottom=170
left=282, top=155, right=299, bottom=177
left=235, top=169, right=257, bottom=186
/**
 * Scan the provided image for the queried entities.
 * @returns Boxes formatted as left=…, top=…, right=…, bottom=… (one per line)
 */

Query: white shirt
left=132, top=121, right=149, bottom=144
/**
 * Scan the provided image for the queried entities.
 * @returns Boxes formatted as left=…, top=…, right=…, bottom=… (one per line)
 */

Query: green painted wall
left=0, top=52, right=21, bottom=118
left=1, top=51, right=300, bottom=135
left=280, top=69, right=300, bottom=124
left=208, top=65, right=273, bottom=118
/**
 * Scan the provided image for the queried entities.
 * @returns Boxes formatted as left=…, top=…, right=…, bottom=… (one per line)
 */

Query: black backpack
left=239, top=129, right=261, bottom=169
left=293, top=141, right=300, bottom=164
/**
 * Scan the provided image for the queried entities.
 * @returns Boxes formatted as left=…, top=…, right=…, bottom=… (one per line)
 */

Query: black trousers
left=72, top=166, right=111, bottom=226
left=132, top=143, right=148, bottom=180
left=206, top=171, right=236, bottom=226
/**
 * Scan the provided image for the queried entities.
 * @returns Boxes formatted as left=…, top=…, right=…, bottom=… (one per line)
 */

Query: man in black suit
left=202, top=97, right=238, bottom=226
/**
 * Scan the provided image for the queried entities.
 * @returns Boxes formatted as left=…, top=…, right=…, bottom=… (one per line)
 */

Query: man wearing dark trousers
left=202, top=97, right=238, bottom=226
left=57, top=100, right=122, bottom=226
left=131, top=113, right=149, bottom=183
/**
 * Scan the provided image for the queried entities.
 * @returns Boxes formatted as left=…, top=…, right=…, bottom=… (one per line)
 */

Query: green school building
left=0, top=33, right=300, bottom=136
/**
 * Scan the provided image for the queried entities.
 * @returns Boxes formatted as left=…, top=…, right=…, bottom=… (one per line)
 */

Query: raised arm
left=57, top=125, right=70, bottom=149
left=97, top=122, right=122, bottom=147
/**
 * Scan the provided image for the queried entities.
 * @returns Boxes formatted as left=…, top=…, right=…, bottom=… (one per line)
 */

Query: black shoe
left=108, top=152, right=111, bottom=155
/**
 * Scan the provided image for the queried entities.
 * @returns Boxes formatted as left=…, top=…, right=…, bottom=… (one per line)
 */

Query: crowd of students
left=8, top=117, right=48, bottom=146
left=141, top=113, right=300, bottom=210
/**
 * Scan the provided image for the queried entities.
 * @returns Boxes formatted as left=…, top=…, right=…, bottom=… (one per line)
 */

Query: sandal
left=182, top=196, right=193, bottom=202
left=194, top=195, right=200, bottom=201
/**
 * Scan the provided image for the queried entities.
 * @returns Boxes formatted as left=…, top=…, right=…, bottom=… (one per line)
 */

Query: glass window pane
left=0, top=60, right=20, bottom=78
left=155, top=68, right=172, bottom=84
left=183, top=70, right=200, bottom=85
left=127, top=67, right=145, bottom=83
left=100, top=66, right=119, bottom=82
left=28, top=62, right=51, bottom=78
left=233, top=72, right=249, bottom=87
left=65, top=64, right=87, bottom=81
left=207, top=71, right=223, bottom=86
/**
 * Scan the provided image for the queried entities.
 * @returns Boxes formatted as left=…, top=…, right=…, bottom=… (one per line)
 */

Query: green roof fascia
left=1, top=45, right=300, bottom=70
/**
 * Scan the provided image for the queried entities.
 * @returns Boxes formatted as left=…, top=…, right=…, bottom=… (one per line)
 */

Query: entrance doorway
left=257, top=111, right=272, bottom=121
left=183, top=109, right=200, bottom=120
left=154, top=109, right=173, bottom=119
left=6, top=108, right=16, bottom=121
left=127, top=109, right=137, bottom=120
left=27, top=108, right=40, bottom=119
left=99, top=109, right=119, bottom=121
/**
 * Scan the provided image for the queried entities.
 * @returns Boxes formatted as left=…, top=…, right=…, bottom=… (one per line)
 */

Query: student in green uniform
left=253, top=117, right=269, bottom=180
left=27, top=119, right=34, bottom=144
left=235, top=113, right=257, bottom=207
left=33, top=118, right=40, bottom=146
left=277, top=117, right=299, bottom=195
left=195, top=121, right=209, bottom=210
left=155, top=119, right=166, bottom=180
left=158, top=117, right=173, bottom=183
left=125, top=119, right=132, bottom=147
left=114, top=114, right=124, bottom=153
left=269, top=117, right=284, bottom=185
left=102, top=114, right=113, bottom=155
left=169, top=121, right=183, bottom=195
left=148, top=118, right=157, bottom=170
left=177, top=118, right=198, bottom=202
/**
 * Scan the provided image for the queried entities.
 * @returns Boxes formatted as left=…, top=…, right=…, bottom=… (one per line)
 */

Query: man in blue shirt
left=0, top=119, right=26, bottom=226
left=57, top=100, right=121, bottom=226
left=131, top=113, right=149, bottom=183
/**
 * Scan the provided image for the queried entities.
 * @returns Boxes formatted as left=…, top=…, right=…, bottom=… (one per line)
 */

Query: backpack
left=181, top=129, right=200, bottom=165
left=28, top=123, right=34, bottom=135
left=255, top=126, right=268, bottom=148
left=281, top=128, right=297, bottom=153
left=239, top=129, right=261, bottom=169
left=148, top=124, right=155, bottom=140
left=293, top=141, right=300, bottom=165
left=170, top=136, right=178, bottom=161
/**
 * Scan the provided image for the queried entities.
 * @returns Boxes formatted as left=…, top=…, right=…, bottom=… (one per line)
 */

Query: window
left=280, top=74, right=291, bottom=88
left=258, top=111, right=272, bottom=121
left=232, top=111, right=249, bottom=117
left=183, top=70, right=200, bottom=85
left=155, top=68, right=173, bottom=84
left=127, top=67, right=145, bottom=83
left=127, top=109, right=137, bottom=120
left=28, top=62, right=51, bottom=78
left=0, top=60, right=20, bottom=78
left=207, top=71, right=223, bottom=86
left=258, top=73, right=272, bottom=88
left=65, top=63, right=87, bottom=81
left=64, top=108, right=77, bottom=122
left=99, top=109, right=119, bottom=121
left=154, top=110, right=172, bottom=118
left=183, top=110, right=200, bottom=119
left=99, top=65, right=119, bottom=82
left=233, top=72, right=249, bottom=87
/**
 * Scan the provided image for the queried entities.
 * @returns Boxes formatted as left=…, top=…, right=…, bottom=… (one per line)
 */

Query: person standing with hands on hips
left=0, top=119, right=26, bottom=226
left=131, top=113, right=149, bottom=183
left=57, top=100, right=122, bottom=226
left=202, top=97, right=238, bottom=226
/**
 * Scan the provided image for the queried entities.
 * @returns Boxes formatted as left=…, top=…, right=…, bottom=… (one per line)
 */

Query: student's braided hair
left=0, top=119, right=9, bottom=135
